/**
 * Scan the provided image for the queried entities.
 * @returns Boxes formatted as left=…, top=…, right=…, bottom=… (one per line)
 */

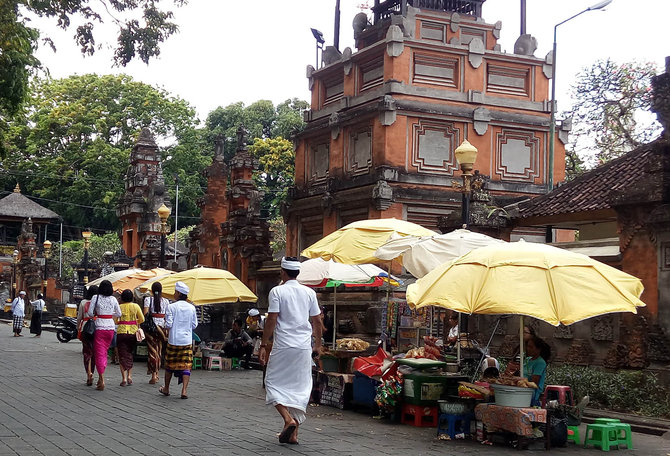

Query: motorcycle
left=54, top=316, right=78, bottom=343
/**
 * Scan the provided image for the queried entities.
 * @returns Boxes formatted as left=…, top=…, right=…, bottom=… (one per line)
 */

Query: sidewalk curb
left=583, top=408, right=670, bottom=436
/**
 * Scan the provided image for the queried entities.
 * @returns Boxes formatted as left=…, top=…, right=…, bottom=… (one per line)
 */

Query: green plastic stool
left=585, top=423, right=614, bottom=451
left=567, top=425, right=580, bottom=444
left=231, top=357, right=240, bottom=369
left=192, top=357, right=202, bottom=370
left=612, top=423, right=633, bottom=450
left=594, top=418, right=620, bottom=441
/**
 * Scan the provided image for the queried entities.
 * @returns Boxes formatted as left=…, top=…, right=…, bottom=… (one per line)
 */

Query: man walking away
left=259, top=257, right=322, bottom=445
left=30, top=293, right=46, bottom=337
left=161, top=281, right=197, bottom=399
left=11, top=291, right=26, bottom=337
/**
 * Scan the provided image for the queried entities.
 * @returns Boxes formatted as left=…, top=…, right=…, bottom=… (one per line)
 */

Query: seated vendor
left=445, top=313, right=459, bottom=348
left=524, top=335, right=548, bottom=406
left=224, top=319, right=253, bottom=369
left=245, top=308, right=264, bottom=339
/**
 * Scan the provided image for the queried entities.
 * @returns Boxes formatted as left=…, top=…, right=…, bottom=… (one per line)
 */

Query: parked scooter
left=55, top=316, right=78, bottom=343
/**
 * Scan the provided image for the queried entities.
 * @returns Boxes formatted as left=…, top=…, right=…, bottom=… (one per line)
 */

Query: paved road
left=1, top=324, right=668, bottom=455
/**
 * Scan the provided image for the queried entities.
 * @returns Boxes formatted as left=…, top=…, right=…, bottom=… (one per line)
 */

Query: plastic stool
left=612, top=423, right=633, bottom=450
left=594, top=418, right=620, bottom=441
left=584, top=423, right=614, bottom=451
left=206, top=356, right=222, bottom=371
left=192, top=357, right=202, bottom=370
left=542, top=385, right=573, bottom=407
left=231, top=357, right=241, bottom=369
left=437, top=413, right=473, bottom=438
left=401, top=403, right=438, bottom=427
left=567, top=425, right=580, bottom=444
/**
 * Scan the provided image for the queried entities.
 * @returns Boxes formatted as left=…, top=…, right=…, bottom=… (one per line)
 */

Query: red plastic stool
left=542, top=385, right=573, bottom=407
left=401, top=403, right=438, bottom=427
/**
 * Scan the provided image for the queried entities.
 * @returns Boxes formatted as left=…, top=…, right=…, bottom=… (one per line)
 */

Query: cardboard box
left=220, top=358, right=232, bottom=371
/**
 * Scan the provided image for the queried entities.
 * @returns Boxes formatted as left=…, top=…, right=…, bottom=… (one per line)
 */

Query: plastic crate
left=352, top=372, right=380, bottom=407
left=403, top=372, right=449, bottom=406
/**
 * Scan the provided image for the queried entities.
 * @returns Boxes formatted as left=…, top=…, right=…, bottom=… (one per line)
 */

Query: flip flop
left=120, top=381, right=126, bottom=387
left=127, top=379, right=133, bottom=385
left=181, top=394, right=188, bottom=399
left=278, top=423, right=296, bottom=443
left=159, top=386, right=170, bottom=396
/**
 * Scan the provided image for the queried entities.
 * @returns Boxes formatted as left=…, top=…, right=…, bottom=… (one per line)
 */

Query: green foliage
left=166, top=224, right=195, bottom=245
left=547, top=364, right=670, bottom=418
left=0, top=74, right=203, bottom=230
left=249, top=136, right=295, bottom=219
left=51, top=232, right=122, bottom=280
left=268, top=216, right=286, bottom=257
left=566, top=59, right=661, bottom=172
left=203, top=98, right=307, bottom=217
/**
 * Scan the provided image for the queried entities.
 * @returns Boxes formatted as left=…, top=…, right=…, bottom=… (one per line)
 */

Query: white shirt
left=86, top=295, right=122, bottom=330
left=31, top=299, right=45, bottom=312
left=448, top=325, right=459, bottom=340
left=268, top=279, right=320, bottom=350
left=11, top=297, right=25, bottom=317
left=143, top=296, right=170, bottom=327
left=165, top=300, right=197, bottom=346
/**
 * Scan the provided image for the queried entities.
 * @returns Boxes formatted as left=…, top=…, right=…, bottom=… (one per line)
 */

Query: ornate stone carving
left=603, top=342, right=628, bottom=369
left=543, top=51, right=553, bottom=80
left=329, top=112, right=341, bottom=140
left=513, top=34, right=537, bottom=56
left=386, top=25, right=405, bottom=57
left=498, top=334, right=519, bottom=358
left=467, top=37, right=485, bottom=69
left=564, top=339, right=593, bottom=366
left=646, top=324, right=670, bottom=362
left=372, top=180, right=393, bottom=211
left=342, top=47, right=353, bottom=75
left=379, top=95, right=397, bottom=126
left=553, top=324, right=573, bottom=339
left=473, top=107, right=491, bottom=135
left=591, top=315, right=614, bottom=341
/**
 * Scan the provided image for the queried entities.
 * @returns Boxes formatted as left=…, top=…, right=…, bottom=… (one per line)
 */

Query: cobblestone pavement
left=1, top=324, right=668, bottom=455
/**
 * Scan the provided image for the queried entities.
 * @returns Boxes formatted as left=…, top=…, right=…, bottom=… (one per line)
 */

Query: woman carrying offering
left=86, top=280, right=122, bottom=391
left=116, top=289, right=145, bottom=386
left=143, top=282, right=170, bottom=384
left=77, top=285, right=98, bottom=386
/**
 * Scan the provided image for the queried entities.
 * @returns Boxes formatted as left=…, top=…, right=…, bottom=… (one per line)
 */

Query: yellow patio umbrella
left=301, top=218, right=435, bottom=264
left=406, top=240, right=645, bottom=376
left=113, top=268, right=175, bottom=293
left=86, top=268, right=141, bottom=289
left=139, top=267, right=257, bottom=305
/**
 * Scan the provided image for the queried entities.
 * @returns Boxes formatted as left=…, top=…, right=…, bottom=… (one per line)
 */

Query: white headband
left=281, top=258, right=301, bottom=271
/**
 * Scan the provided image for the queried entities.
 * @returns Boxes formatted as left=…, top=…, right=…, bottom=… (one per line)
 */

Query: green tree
left=0, top=74, right=202, bottom=230
left=566, top=59, right=661, bottom=174
left=0, top=0, right=185, bottom=157
left=249, top=136, right=295, bottom=219
left=51, top=232, right=122, bottom=280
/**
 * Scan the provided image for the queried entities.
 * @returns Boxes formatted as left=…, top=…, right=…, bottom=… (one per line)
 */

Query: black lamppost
left=82, top=229, right=92, bottom=284
left=11, top=249, right=18, bottom=299
left=158, top=203, right=171, bottom=269
left=42, top=240, right=52, bottom=295
left=453, top=140, right=479, bottom=228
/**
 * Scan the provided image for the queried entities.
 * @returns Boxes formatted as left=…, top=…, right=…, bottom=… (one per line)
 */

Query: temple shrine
left=285, top=0, right=568, bottom=254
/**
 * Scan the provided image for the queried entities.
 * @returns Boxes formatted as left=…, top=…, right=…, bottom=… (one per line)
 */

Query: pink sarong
left=93, top=329, right=115, bottom=375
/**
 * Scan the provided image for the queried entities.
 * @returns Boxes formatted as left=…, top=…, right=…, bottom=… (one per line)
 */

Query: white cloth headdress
left=281, top=257, right=301, bottom=271
left=174, top=281, right=190, bottom=295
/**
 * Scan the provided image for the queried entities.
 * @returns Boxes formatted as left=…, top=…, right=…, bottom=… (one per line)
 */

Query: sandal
left=96, top=382, right=105, bottom=391
left=120, top=381, right=127, bottom=387
left=180, top=394, right=188, bottom=399
left=149, top=378, right=157, bottom=385
left=159, top=386, right=170, bottom=396
left=127, top=378, right=133, bottom=385
left=278, top=423, right=296, bottom=443
left=86, top=375, right=93, bottom=386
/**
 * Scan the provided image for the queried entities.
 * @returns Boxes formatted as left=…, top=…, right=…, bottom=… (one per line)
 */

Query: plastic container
left=491, top=384, right=533, bottom=407
left=352, top=372, right=380, bottom=407
left=320, top=355, right=339, bottom=373
left=64, top=304, right=77, bottom=318
left=403, top=372, right=449, bottom=405
left=437, top=399, right=470, bottom=415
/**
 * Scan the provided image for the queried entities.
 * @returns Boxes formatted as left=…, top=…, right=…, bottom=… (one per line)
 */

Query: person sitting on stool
left=224, top=319, right=253, bottom=369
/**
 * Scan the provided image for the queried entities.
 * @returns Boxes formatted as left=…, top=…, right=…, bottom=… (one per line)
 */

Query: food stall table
left=474, top=403, right=551, bottom=450
left=321, top=349, right=365, bottom=373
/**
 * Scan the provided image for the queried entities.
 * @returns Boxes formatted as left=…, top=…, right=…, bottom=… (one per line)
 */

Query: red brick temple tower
left=220, top=127, right=272, bottom=290
left=117, top=128, right=170, bottom=269
left=285, top=0, right=568, bottom=254
left=188, top=137, right=229, bottom=268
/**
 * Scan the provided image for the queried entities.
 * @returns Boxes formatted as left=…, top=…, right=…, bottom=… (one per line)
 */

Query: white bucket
left=491, top=384, right=534, bottom=407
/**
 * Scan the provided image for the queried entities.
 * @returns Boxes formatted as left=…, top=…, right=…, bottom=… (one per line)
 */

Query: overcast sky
left=31, top=0, right=669, bottom=121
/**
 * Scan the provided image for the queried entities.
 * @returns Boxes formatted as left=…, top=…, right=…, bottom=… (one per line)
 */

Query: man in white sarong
left=259, top=257, right=321, bottom=445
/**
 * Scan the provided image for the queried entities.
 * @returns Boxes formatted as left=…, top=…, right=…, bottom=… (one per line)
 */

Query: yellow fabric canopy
left=113, top=268, right=175, bottom=293
left=139, top=267, right=257, bottom=306
left=406, top=241, right=645, bottom=326
left=301, top=218, right=434, bottom=265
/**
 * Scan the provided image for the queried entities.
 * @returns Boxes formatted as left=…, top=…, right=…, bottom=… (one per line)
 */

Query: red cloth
left=353, top=347, right=390, bottom=377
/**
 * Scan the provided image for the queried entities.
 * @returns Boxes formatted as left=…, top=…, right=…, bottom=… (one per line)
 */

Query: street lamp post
left=453, top=140, right=479, bottom=228
left=11, top=249, right=18, bottom=299
left=548, top=0, right=613, bottom=190
left=82, top=230, right=92, bottom=284
left=42, top=240, right=52, bottom=295
left=158, top=204, right=171, bottom=269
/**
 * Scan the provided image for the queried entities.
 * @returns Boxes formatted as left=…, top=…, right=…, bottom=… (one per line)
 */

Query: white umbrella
left=297, top=258, right=398, bottom=349
left=86, top=268, right=141, bottom=288
left=374, top=229, right=506, bottom=278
